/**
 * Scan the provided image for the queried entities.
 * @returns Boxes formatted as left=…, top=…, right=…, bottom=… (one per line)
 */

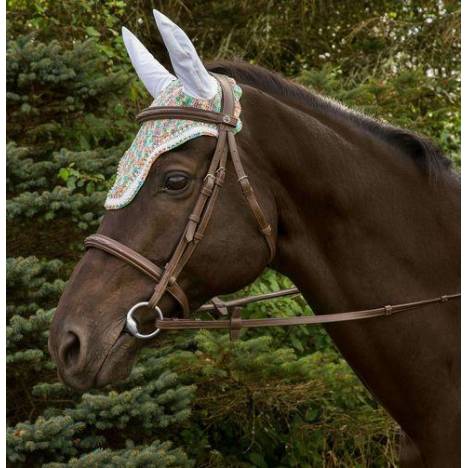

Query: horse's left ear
left=122, top=26, right=176, bottom=98
left=153, top=10, right=218, bottom=100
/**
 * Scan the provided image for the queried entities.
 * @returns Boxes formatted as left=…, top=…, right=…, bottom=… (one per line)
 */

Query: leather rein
left=84, top=74, right=460, bottom=341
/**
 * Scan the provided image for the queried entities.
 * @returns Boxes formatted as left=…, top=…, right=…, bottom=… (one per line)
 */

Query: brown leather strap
left=136, top=106, right=238, bottom=128
left=172, top=139, right=229, bottom=278
left=147, top=124, right=230, bottom=309
left=84, top=234, right=190, bottom=315
left=227, top=131, right=276, bottom=261
left=154, top=293, right=461, bottom=332
left=86, top=74, right=460, bottom=344
left=210, top=297, right=229, bottom=316
left=197, top=287, right=300, bottom=312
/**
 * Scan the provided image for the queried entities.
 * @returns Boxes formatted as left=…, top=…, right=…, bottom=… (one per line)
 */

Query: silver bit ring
left=126, top=302, right=163, bottom=339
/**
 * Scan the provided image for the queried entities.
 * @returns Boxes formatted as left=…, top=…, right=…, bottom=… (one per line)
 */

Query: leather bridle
left=84, top=74, right=460, bottom=340
left=85, top=74, right=275, bottom=338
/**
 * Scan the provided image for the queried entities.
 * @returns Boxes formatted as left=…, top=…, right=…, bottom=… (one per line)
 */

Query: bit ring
left=126, top=302, right=163, bottom=339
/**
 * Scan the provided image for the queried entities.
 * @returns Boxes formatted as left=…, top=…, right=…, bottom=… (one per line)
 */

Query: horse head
left=48, top=11, right=277, bottom=390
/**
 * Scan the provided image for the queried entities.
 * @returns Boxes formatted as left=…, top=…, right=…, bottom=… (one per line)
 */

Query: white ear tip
left=153, top=9, right=171, bottom=27
left=121, top=26, right=132, bottom=39
left=153, top=10, right=183, bottom=39
left=121, top=26, right=137, bottom=48
left=152, top=9, right=217, bottom=100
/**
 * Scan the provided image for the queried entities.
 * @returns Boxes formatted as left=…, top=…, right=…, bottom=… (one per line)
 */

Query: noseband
left=85, top=74, right=460, bottom=340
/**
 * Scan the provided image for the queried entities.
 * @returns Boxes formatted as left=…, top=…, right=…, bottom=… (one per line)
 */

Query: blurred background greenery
left=6, top=1, right=459, bottom=466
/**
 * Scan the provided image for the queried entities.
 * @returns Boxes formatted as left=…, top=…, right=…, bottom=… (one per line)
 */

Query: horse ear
left=153, top=10, right=218, bottom=100
left=122, top=26, right=176, bottom=98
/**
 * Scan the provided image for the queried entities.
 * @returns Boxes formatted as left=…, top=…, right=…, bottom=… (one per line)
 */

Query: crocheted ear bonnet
left=105, top=78, right=242, bottom=210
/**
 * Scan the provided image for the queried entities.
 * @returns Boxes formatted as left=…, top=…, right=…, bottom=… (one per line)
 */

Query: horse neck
left=247, top=91, right=460, bottom=310
left=244, top=88, right=460, bottom=440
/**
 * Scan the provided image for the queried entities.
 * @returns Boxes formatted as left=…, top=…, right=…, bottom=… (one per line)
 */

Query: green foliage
left=176, top=333, right=397, bottom=466
left=7, top=187, right=106, bottom=228
left=234, top=269, right=332, bottom=353
left=7, top=256, right=65, bottom=313
left=6, top=32, right=134, bottom=245
left=8, top=1, right=460, bottom=79
left=7, top=34, right=134, bottom=149
left=7, top=0, right=458, bottom=467
left=46, top=440, right=192, bottom=468
left=8, top=352, right=195, bottom=465
left=7, top=416, right=86, bottom=464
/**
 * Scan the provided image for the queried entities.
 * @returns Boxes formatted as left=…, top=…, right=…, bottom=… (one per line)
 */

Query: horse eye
left=164, top=173, right=189, bottom=191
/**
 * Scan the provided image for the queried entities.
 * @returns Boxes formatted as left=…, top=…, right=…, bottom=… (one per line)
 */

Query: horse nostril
left=59, top=331, right=82, bottom=368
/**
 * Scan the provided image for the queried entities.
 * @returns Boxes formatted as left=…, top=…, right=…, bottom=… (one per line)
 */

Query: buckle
left=221, top=114, right=237, bottom=129
left=204, top=173, right=215, bottom=183
left=201, top=173, right=216, bottom=195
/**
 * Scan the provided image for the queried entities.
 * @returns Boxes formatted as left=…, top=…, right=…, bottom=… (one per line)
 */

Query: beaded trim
left=105, top=78, right=242, bottom=210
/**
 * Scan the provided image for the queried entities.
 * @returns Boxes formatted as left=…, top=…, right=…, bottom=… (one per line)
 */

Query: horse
left=48, top=11, right=460, bottom=467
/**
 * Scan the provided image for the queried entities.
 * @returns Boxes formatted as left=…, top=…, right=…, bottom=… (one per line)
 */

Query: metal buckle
left=126, top=301, right=164, bottom=339
left=203, top=173, right=215, bottom=184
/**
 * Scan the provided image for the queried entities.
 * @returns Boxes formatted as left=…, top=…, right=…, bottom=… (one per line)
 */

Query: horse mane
left=207, top=60, right=453, bottom=174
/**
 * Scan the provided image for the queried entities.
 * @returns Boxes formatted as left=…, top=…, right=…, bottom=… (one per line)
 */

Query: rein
left=155, top=292, right=461, bottom=341
left=84, top=74, right=460, bottom=341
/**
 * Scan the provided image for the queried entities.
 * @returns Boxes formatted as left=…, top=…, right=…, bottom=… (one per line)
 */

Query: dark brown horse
left=48, top=62, right=460, bottom=466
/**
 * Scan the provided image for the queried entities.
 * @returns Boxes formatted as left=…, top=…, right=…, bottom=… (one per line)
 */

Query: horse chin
left=93, top=297, right=183, bottom=388
left=93, top=333, right=139, bottom=388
